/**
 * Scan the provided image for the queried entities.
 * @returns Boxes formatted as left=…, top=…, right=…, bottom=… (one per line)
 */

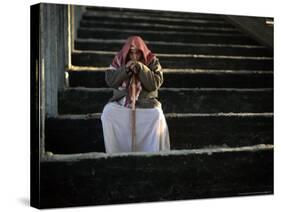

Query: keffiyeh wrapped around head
left=111, top=36, right=155, bottom=68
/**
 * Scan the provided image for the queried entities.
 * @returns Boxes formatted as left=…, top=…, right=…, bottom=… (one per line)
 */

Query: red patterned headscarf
left=110, top=36, right=155, bottom=108
left=111, top=36, right=155, bottom=68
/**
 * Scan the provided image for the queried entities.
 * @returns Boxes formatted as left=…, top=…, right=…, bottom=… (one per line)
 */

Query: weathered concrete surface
left=224, top=15, right=273, bottom=49
left=40, top=3, right=68, bottom=117
left=79, top=20, right=240, bottom=35
left=58, top=88, right=273, bottom=114
left=71, top=52, right=272, bottom=70
left=81, top=13, right=235, bottom=28
left=84, top=6, right=226, bottom=20
left=45, top=114, right=273, bottom=154
left=75, top=39, right=272, bottom=56
left=68, top=69, right=273, bottom=88
left=39, top=145, right=273, bottom=208
left=77, top=28, right=258, bottom=45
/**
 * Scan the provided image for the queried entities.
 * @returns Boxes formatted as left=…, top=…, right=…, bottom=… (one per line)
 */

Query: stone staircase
left=41, top=6, right=273, bottom=208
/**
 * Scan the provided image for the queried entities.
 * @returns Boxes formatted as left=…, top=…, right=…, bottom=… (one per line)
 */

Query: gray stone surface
left=40, top=146, right=273, bottom=208
left=40, top=3, right=68, bottom=117
left=71, top=51, right=273, bottom=70
left=68, top=69, right=273, bottom=88
left=225, top=15, right=273, bottom=49
left=58, top=88, right=273, bottom=114
left=45, top=114, right=273, bottom=154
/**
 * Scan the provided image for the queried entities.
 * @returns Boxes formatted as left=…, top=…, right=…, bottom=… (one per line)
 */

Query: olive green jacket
left=105, top=58, right=163, bottom=108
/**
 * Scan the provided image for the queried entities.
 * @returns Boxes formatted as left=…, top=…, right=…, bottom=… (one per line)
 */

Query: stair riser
left=46, top=118, right=106, bottom=153
left=161, top=89, right=273, bottom=113
left=168, top=116, right=273, bottom=149
left=82, top=15, right=235, bottom=28
left=58, top=89, right=273, bottom=114
left=85, top=7, right=226, bottom=20
left=80, top=21, right=239, bottom=34
left=74, top=40, right=272, bottom=57
left=45, top=116, right=273, bottom=154
left=68, top=71, right=273, bottom=88
left=40, top=149, right=273, bottom=208
left=72, top=53, right=273, bottom=70
left=77, top=29, right=259, bottom=45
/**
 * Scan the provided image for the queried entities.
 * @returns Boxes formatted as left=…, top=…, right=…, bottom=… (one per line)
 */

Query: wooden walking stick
left=131, top=69, right=137, bottom=152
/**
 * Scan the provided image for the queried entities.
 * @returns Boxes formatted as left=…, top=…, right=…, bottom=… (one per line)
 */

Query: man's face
left=129, top=48, right=142, bottom=61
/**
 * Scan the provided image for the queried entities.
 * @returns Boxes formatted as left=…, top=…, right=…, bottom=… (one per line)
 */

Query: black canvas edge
left=30, top=3, right=40, bottom=209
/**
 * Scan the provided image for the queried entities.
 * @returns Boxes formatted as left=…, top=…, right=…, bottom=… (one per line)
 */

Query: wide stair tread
left=40, top=144, right=273, bottom=208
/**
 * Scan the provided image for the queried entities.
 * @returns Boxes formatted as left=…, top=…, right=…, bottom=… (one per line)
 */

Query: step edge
left=42, top=144, right=273, bottom=162
left=75, top=38, right=266, bottom=48
left=68, top=66, right=273, bottom=74
left=83, top=10, right=226, bottom=20
left=61, top=87, right=273, bottom=92
left=84, top=6, right=226, bottom=19
left=72, top=50, right=273, bottom=60
left=53, top=112, right=274, bottom=120
left=78, top=26, right=247, bottom=37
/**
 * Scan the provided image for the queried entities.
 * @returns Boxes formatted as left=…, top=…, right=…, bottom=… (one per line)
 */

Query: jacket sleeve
left=137, top=58, right=164, bottom=91
left=105, top=66, right=129, bottom=89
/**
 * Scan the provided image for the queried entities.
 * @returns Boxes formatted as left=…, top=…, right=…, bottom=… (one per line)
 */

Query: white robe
left=101, top=102, right=170, bottom=154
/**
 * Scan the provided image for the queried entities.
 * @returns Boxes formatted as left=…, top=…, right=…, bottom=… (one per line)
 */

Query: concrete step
left=85, top=6, right=227, bottom=21
left=40, top=145, right=273, bottom=208
left=45, top=113, right=273, bottom=154
left=77, top=28, right=260, bottom=45
left=71, top=51, right=273, bottom=70
left=67, top=69, right=273, bottom=88
left=74, top=39, right=272, bottom=57
left=81, top=13, right=234, bottom=28
left=79, top=20, right=240, bottom=34
left=58, top=88, right=273, bottom=114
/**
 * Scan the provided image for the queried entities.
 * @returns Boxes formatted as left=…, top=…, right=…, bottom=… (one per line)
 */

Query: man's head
left=111, top=36, right=155, bottom=68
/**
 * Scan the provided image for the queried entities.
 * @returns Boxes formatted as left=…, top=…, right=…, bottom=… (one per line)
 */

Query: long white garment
left=101, top=102, right=170, bottom=154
